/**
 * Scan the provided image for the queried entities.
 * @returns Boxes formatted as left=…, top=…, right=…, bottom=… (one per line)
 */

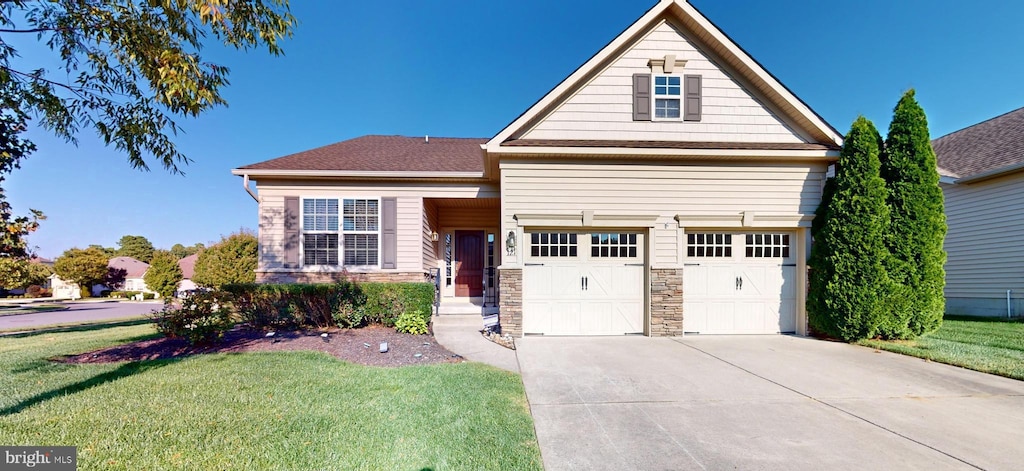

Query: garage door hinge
left=684, top=263, right=701, bottom=266
left=525, top=263, right=545, bottom=266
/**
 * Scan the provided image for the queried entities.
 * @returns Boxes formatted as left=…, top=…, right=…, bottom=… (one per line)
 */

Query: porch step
left=436, top=303, right=500, bottom=316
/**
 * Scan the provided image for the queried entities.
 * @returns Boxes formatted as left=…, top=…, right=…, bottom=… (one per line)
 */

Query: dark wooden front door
left=455, top=231, right=484, bottom=297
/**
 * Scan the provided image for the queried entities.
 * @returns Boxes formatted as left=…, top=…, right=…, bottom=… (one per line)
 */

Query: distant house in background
left=50, top=256, right=157, bottom=299
left=177, top=253, right=199, bottom=296
left=107, top=256, right=152, bottom=296
left=934, top=107, right=1024, bottom=317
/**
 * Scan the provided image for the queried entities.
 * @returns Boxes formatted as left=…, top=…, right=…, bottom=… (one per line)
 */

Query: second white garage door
left=683, top=232, right=797, bottom=334
left=522, top=232, right=645, bottom=335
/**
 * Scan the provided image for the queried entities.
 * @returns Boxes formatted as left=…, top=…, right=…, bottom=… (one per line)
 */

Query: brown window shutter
left=633, top=73, right=652, bottom=121
left=684, top=75, right=702, bottom=121
left=381, top=197, right=397, bottom=269
left=284, top=197, right=300, bottom=268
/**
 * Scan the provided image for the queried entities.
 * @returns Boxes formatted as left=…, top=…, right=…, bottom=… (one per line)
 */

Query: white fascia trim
left=514, top=212, right=660, bottom=228
left=231, top=169, right=484, bottom=179
left=954, top=162, right=1024, bottom=184
left=674, top=1, right=843, bottom=147
left=491, top=146, right=839, bottom=159
left=675, top=213, right=813, bottom=228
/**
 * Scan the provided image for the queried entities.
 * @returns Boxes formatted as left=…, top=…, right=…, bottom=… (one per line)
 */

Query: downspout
left=242, top=174, right=260, bottom=202
left=1008, top=290, right=1013, bottom=319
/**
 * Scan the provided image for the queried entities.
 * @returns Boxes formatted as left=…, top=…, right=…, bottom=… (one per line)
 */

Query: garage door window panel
left=591, top=233, right=638, bottom=258
left=745, top=233, right=791, bottom=258
left=687, top=233, right=732, bottom=258
left=530, top=233, right=578, bottom=258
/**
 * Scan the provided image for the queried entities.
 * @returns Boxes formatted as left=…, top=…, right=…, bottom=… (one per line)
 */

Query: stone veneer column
left=649, top=268, right=683, bottom=336
left=498, top=268, right=523, bottom=337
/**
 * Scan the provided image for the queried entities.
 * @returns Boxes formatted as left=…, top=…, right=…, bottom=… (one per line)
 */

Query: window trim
left=652, top=75, right=682, bottom=121
left=299, top=197, right=382, bottom=269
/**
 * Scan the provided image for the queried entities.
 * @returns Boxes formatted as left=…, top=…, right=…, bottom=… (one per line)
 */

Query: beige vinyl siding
left=522, top=20, right=809, bottom=143
left=500, top=159, right=825, bottom=268
left=942, top=173, right=1024, bottom=301
left=258, top=194, right=286, bottom=270
left=254, top=181, right=500, bottom=272
left=423, top=200, right=439, bottom=270
left=396, top=197, right=422, bottom=271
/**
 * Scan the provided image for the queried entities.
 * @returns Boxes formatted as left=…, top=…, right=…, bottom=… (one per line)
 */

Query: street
left=0, top=301, right=161, bottom=330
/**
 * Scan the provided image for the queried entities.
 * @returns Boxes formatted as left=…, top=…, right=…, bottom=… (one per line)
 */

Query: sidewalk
left=432, top=314, right=519, bottom=373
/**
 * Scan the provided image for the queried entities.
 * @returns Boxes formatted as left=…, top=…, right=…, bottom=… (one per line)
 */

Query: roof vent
left=425, top=135, right=429, bottom=144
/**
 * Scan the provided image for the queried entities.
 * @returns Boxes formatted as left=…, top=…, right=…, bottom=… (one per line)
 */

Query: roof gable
left=486, top=0, right=841, bottom=152
left=933, top=107, right=1024, bottom=179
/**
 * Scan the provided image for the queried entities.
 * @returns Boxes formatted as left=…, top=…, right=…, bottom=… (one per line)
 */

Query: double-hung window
left=342, top=199, right=379, bottom=266
left=654, top=75, right=681, bottom=119
left=301, top=198, right=380, bottom=267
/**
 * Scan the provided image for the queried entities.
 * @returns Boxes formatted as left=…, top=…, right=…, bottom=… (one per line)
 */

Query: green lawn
left=860, top=316, right=1024, bottom=381
left=0, top=323, right=542, bottom=470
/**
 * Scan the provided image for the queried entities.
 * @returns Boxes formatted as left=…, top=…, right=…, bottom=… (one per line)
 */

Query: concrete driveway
left=517, top=335, right=1024, bottom=471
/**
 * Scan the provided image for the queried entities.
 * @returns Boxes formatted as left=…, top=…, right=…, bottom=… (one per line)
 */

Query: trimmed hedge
left=222, top=282, right=434, bottom=330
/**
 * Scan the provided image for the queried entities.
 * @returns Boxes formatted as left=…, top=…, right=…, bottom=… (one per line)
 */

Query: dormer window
left=654, top=76, right=681, bottom=119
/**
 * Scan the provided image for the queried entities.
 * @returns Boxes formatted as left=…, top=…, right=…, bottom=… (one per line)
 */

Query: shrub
left=223, top=281, right=433, bottom=330
left=880, top=89, right=946, bottom=337
left=395, top=310, right=428, bottom=335
left=25, top=285, right=42, bottom=298
left=360, top=283, right=434, bottom=326
left=99, top=289, right=112, bottom=297
left=808, top=116, right=891, bottom=341
left=151, top=291, right=234, bottom=345
left=224, top=281, right=364, bottom=329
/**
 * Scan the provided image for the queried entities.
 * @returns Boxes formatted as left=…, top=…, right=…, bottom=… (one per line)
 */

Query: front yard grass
left=860, top=315, right=1024, bottom=381
left=0, top=323, right=543, bottom=470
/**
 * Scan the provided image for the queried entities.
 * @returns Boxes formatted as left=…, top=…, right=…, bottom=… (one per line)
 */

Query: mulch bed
left=60, top=325, right=463, bottom=367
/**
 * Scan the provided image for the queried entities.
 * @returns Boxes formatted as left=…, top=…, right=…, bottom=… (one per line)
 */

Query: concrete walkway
left=518, top=335, right=1024, bottom=471
left=432, top=314, right=519, bottom=373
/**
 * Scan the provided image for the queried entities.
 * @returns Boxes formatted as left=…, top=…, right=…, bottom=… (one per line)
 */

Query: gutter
left=242, top=174, right=260, bottom=203
left=954, top=162, right=1024, bottom=184
left=230, top=168, right=484, bottom=179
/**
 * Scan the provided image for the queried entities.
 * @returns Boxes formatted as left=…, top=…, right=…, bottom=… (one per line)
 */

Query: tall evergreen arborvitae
left=880, top=90, right=947, bottom=336
left=807, top=117, right=891, bottom=341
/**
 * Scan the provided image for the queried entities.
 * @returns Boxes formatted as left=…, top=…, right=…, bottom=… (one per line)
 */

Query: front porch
left=424, top=197, right=502, bottom=314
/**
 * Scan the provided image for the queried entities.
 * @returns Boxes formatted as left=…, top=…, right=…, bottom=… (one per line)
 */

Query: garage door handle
left=738, top=277, right=743, bottom=290
left=581, top=276, right=588, bottom=291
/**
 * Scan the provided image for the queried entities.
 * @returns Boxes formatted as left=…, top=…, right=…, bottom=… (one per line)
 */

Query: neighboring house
left=107, top=256, right=153, bottom=295
left=232, top=0, right=843, bottom=337
left=177, top=253, right=199, bottom=296
left=50, top=256, right=157, bottom=299
left=933, top=107, right=1024, bottom=317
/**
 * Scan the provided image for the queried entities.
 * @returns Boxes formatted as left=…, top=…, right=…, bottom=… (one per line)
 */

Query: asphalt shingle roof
left=238, top=135, right=487, bottom=173
left=933, top=107, right=1024, bottom=178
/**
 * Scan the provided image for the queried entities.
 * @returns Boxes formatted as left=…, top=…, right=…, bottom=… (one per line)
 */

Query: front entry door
left=455, top=231, right=484, bottom=297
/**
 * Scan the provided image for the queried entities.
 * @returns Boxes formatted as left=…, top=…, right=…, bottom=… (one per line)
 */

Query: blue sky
left=10, top=0, right=1024, bottom=258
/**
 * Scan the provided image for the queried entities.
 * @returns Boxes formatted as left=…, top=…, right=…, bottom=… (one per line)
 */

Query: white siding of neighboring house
left=500, top=159, right=825, bottom=268
left=942, top=172, right=1024, bottom=316
left=255, top=181, right=500, bottom=273
left=521, top=19, right=810, bottom=144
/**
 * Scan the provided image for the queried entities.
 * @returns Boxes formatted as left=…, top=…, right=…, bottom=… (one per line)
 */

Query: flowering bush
left=151, top=291, right=234, bottom=345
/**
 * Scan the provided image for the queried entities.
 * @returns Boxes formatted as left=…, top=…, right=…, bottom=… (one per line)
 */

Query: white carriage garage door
left=522, top=231, right=645, bottom=336
left=683, top=232, right=797, bottom=334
